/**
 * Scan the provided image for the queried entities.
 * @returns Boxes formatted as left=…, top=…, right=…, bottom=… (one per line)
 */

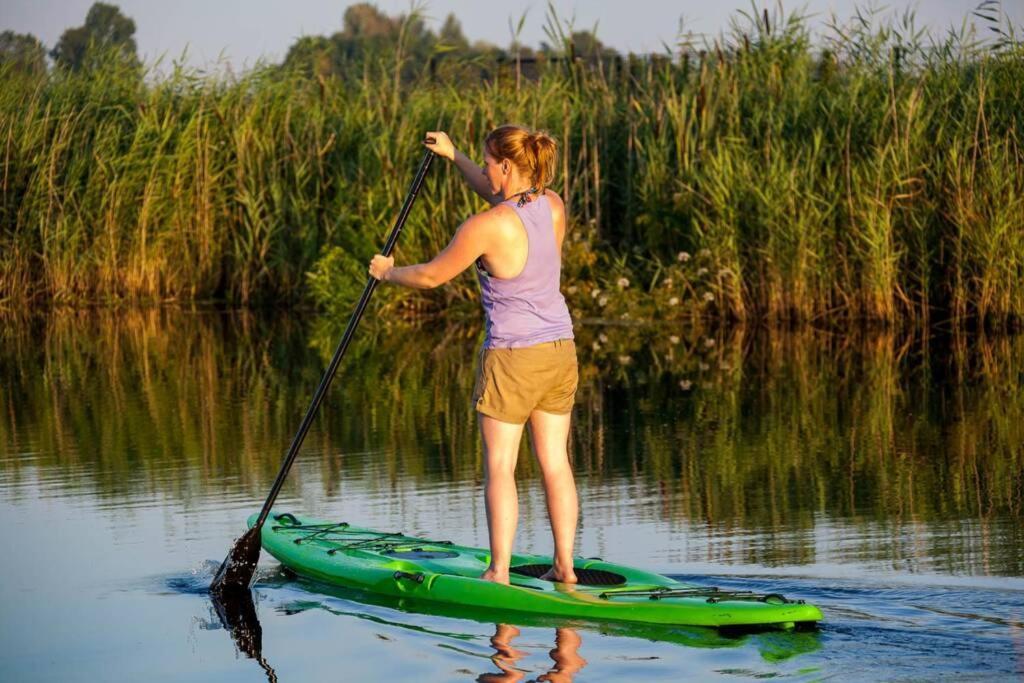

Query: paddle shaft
left=252, top=145, right=435, bottom=531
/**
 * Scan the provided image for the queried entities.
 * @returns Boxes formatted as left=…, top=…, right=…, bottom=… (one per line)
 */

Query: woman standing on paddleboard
left=369, top=126, right=578, bottom=586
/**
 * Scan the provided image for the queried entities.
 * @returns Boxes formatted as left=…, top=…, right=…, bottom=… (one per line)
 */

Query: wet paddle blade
left=210, top=525, right=262, bottom=595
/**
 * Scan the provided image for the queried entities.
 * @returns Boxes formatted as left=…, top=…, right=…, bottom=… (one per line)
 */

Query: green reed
left=1, top=7, right=1021, bottom=326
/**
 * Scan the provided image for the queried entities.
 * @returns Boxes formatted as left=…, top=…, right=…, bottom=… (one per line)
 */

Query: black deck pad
left=510, top=564, right=626, bottom=586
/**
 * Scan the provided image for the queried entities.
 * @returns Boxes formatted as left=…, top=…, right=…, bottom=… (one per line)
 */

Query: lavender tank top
left=477, top=194, right=575, bottom=349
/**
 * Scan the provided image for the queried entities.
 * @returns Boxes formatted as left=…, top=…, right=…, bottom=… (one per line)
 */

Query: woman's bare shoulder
left=454, top=204, right=518, bottom=249
left=543, top=190, right=565, bottom=219
left=543, top=190, right=566, bottom=229
left=543, top=190, right=565, bottom=208
left=478, top=202, right=521, bottom=228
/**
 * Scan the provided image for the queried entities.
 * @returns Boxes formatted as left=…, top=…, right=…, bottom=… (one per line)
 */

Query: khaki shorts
left=473, top=339, right=578, bottom=424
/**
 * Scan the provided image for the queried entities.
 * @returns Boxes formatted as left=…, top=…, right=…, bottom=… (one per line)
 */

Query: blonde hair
left=485, top=125, right=558, bottom=194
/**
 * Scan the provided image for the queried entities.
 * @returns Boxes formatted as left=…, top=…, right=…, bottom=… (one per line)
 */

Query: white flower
left=618, top=355, right=632, bottom=365
left=704, top=337, right=716, bottom=348
left=591, top=288, right=602, bottom=299
left=567, top=285, right=578, bottom=295
left=679, top=379, right=692, bottom=390
left=702, top=291, right=715, bottom=302
left=696, top=267, right=709, bottom=277
left=677, top=251, right=690, bottom=263
left=669, top=297, right=680, bottom=306
left=599, top=333, right=609, bottom=343
left=598, top=296, right=608, bottom=307
left=663, top=278, right=673, bottom=288
left=592, top=341, right=601, bottom=351
left=617, top=277, right=630, bottom=289
left=669, top=335, right=680, bottom=345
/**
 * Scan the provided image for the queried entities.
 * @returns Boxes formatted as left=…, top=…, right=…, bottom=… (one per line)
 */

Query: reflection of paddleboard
left=262, top=573, right=825, bottom=663
left=252, top=513, right=823, bottom=629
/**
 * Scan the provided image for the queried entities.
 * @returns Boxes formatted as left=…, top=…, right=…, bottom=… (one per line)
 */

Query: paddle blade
left=210, top=525, right=262, bottom=595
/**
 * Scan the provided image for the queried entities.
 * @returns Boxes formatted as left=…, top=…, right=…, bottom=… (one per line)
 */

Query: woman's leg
left=479, top=414, right=525, bottom=584
left=528, top=409, right=578, bottom=584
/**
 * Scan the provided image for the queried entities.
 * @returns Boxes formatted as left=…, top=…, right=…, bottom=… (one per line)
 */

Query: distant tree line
left=280, top=3, right=621, bottom=82
left=1, top=1, right=620, bottom=80
left=1, top=2, right=138, bottom=74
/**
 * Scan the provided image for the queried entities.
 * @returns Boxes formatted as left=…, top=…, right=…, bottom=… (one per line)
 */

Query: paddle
left=211, top=139, right=436, bottom=595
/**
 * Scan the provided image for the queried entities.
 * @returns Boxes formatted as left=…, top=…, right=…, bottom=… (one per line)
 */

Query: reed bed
left=1, top=7, right=1021, bottom=327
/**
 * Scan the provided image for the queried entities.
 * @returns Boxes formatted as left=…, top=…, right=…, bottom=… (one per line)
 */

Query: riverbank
left=2, top=8, right=1022, bottom=328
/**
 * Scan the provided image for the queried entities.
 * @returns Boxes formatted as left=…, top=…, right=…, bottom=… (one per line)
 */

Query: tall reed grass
left=1, top=7, right=1021, bottom=327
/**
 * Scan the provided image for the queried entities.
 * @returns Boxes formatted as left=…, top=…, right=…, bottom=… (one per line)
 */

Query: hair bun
left=485, top=125, right=558, bottom=192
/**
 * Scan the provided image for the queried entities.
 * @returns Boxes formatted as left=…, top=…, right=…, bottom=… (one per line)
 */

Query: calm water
left=1, top=309, right=1023, bottom=681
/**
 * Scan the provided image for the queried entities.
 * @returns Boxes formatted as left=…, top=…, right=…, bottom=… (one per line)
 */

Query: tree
left=282, top=35, right=339, bottom=79
left=438, top=14, right=469, bottom=52
left=282, top=5, right=507, bottom=81
left=337, top=3, right=436, bottom=60
left=0, top=31, right=47, bottom=75
left=568, top=30, right=618, bottom=60
left=51, top=2, right=138, bottom=71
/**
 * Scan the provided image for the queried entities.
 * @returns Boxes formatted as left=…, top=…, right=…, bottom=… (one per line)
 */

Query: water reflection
left=212, top=581, right=590, bottom=683
left=210, top=587, right=278, bottom=682
left=1, top=308, right=1022, bottom=575
left=210, top=571, right=824, bottom=679
left=479, top=624, right=586, bottom=683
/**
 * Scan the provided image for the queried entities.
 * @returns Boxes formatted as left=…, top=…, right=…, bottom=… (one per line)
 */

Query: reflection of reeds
left=1, top=311, right=1021, bottom=571
left=1, top=7, right=1022, bottom=326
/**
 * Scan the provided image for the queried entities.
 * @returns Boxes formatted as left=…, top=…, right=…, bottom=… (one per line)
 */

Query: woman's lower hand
left=424, top=131, right=455, bottom=161
left=369, top=254, right=394, bottom=281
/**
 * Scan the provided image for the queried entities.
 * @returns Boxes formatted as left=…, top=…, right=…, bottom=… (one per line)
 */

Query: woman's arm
left=425, top=131, right=500, bottom=206
left=452, top=149, right=501, bottom=206
left=369, top=213, right=493, bottom=289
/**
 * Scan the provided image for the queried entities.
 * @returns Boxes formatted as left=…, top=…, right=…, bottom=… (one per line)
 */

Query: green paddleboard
left=251, top=512, right=823, bottom=630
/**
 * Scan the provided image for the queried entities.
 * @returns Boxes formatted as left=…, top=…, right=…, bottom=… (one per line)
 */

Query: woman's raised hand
left=424, top=131, right=455, bottom=161
left=368, top=254, right=394, bottom=281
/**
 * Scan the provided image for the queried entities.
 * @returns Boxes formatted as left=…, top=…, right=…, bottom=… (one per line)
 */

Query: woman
left=368, top=126, right=579, bottom=585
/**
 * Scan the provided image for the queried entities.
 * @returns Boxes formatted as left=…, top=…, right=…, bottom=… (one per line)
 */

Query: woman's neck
left=503, top=184, right=535, bottom=201
left=502, top=171, right=534, bottom=200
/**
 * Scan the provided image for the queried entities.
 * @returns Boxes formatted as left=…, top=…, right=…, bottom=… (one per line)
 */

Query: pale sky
left=2, top=1, right=1021, bottom=69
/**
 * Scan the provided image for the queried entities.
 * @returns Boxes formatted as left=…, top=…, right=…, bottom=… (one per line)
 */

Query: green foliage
left=437, top=13, right=470, bottom=52
left=50, top=2, right=138, bottom=72
left=1, top=4, right=1022, bottom=329
left=0, top=31, right=47, bottom=76
left=281, top=3, right=496, bottom=81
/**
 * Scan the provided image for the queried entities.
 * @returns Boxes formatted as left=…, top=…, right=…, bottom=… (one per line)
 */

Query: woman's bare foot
left=539, top=562, right=577, bottom=584
left=480, top=567, right=511, bottom=585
